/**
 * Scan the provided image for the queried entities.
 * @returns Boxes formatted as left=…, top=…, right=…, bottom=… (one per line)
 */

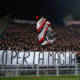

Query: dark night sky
left=0, top=0, right=80, bottom=24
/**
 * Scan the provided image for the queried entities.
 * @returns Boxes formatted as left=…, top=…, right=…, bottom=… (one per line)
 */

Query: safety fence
left=0, top=64, right=80, bottom=77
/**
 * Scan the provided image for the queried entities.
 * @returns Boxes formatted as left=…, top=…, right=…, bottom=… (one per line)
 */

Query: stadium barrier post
left=37, top=64, right=39, bottom=76
left=75, top=56, right=78, bottom=76
left=16, top=65, right=19, bottom=77
left=56, top=66, right=59, bottom=76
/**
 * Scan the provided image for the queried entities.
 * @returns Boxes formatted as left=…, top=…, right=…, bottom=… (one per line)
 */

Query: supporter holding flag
left=36, top=16, right=56, bottom=45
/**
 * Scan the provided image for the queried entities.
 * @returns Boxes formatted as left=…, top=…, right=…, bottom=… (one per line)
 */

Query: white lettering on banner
left=0, top=50, right=76, bottom=66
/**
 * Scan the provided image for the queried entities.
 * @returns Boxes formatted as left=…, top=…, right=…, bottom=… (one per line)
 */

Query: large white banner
left=0, top=50, right=76, bottom=66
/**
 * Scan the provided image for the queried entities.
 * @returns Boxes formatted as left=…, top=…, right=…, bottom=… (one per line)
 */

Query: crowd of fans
left=0, top=23, right=80, bottom=52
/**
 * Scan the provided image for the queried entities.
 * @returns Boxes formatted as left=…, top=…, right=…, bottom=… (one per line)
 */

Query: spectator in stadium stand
left=0, top=23, right=80, bottom=52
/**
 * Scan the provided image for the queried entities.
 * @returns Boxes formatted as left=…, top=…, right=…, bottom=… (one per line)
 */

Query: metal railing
left=0, top=64, right=80, bottom=77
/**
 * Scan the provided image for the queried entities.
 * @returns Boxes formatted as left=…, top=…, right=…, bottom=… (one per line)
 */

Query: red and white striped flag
left=36, top=16, right=56, bottom=45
